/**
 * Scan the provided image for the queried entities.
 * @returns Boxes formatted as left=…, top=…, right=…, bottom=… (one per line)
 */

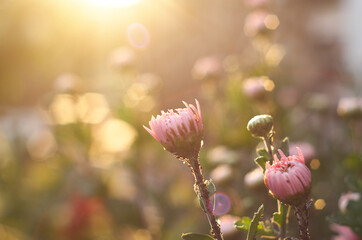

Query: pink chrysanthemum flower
left=264, top=147, right=312, bottom=205
left=144, top=99, right=203, bottom=159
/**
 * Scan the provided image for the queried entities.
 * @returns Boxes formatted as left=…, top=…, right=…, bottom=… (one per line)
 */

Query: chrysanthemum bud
left=247, top=114, right=273, bottom=138
left=264, top=147, right=312, bottom=206
left=144, top=99, right=203, bottom=160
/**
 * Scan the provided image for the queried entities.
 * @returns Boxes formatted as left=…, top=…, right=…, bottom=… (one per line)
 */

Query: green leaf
left=257, top=148, right=269, bottom=160
left=272, top=201, right=290, bottom=238
left=235, top=216, right=277, bottom=238
left=279, top=137, right=289, bottom=156
left=247, top=204, right=264, bottom=240
left=255, top=156, right=268, bottom=172
left=256, top=221, right=277, bottom=238
left=181, top=233, right=214, bottom=240
left=235, top=217, right=251, bottom=232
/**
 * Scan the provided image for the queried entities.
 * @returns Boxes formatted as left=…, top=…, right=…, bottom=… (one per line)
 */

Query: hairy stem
left=293, top=201, right=310, bottom=240
left=189, top=155, right=224, bottom=240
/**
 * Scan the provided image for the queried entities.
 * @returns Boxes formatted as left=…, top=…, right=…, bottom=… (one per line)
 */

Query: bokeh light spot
left=127, top=23, right=150, bottom=49
left=314, top=199, right=326, bottom=210
left=76, top=92, right=110, bottom=124
left=210, top=193, right=231, bottom=216
left=92, top=118, right=137, bottom=154
left=87, top=0, right=140, bottom=8
left=49, top=94, right=77, bottom=125
left=310, top=159, right=321, bottom=170
left=265, top=44, right=285, bottom=66
left=264, top=14, right=280, bottom=30
left=263, top=78, right=275, bottom=91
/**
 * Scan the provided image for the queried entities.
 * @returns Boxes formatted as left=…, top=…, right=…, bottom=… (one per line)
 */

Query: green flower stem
left=278, top=201, right=288, bottom=240
left=189, top=155, right=224, bottom=240
left=262, top=135, right=274, bottom=163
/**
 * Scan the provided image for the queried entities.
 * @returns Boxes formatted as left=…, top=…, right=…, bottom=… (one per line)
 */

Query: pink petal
left=278, top=149, right=287, bottom=159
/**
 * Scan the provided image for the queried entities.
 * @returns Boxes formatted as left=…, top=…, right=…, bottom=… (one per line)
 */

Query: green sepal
left=181, top=233, right=214, bottom=240
left=255, top=156, right=268, bottom=173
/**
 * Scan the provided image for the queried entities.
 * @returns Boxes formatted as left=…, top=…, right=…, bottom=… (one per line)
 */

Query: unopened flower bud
left=247, top=114, right=273, bottom=138
left=144, top=99, right=203, bottom=160
left=264, top=148, right=312, bottom=206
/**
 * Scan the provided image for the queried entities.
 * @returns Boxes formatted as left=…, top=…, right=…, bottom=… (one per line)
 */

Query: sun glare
left=88, top=0, right=140, bottom=8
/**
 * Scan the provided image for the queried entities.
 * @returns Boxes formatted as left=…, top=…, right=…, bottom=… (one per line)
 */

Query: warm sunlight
left=88, top=0, right=140, bottom=8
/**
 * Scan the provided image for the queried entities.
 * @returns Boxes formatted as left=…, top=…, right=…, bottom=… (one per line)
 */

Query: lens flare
left=210, top=193, right=231, bottom=216
left=127, top=23, right=150, bottom=49
left=87, top=0, right=140, bottom=8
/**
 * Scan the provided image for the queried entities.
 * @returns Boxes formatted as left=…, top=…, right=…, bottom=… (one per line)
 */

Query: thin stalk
left=263, top=135, right=274, bottom=163
left=189, top=155, right=224, bottom=240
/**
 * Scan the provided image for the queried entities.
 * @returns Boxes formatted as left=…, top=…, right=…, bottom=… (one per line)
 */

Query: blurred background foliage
left=0, top=0, right=361, bottom=239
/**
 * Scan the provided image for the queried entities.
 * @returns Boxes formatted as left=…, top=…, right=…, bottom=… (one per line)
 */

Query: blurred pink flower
left=192, top=56, right=222, bottom=82
left=338, top=192, right=361, bottom=214
left=242, top=76, right=274, bottom=100
left=144, top=99, right=203, bottom=159
left=244, top=167, right=264, bottom=189
left=244, top=0, right=270, bottom=8
left=219, top=215, right=239, bottom=237
left=264, top=148, right=311, bottom=205
left=337, top=97, right=362, bottom=119
left=330, top=224, right=361, bottom=240
left=244, top=10, right=268, bottom=37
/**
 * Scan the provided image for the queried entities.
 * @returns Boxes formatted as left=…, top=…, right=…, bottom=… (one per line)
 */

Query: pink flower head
left=144, top=99, right=203, bottom=159
left=264, top=147, right=312, bottom=205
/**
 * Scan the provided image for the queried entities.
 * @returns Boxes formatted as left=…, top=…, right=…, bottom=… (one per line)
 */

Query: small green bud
left=247, top=115, right=273, bottom=138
